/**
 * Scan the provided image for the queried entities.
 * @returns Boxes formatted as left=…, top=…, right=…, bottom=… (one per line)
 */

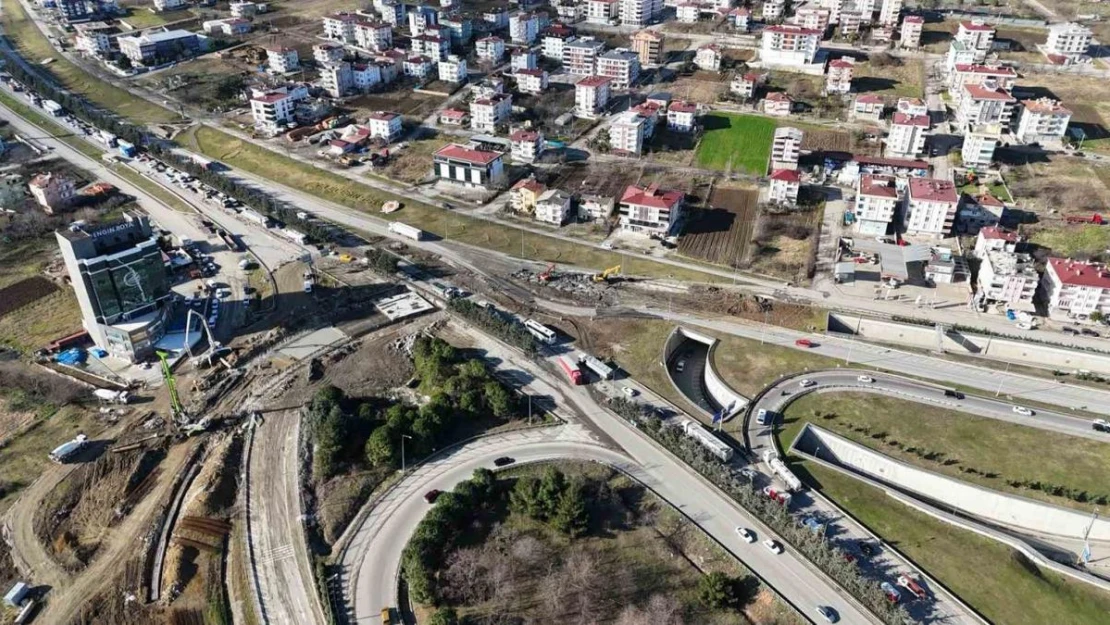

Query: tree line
left=447, top=299, right=539, bottom=355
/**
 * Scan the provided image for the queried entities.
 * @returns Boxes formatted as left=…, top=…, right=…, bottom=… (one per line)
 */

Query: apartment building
left=949, top=64, right=1016, bottom=99
left=323, top=12, right=359, bottom=43
left=771, top=126, right=803, bottom=170
left=319, top=62, right=354, bottom=97
left=510, top=178, right=546, bottom=212
left=610, top=110, right=647, bottom=155
left=439, top=55, right=467, bottom=82
left=515, top=68, right=549, bottom=94
left=958, top=192, right=1006, bottom=234
left=851, top=94, right=885, bottom=122
left=29, top=172, right=76, bottom=213
left=266, top=46, right=300, bottom=74
left=904, top=177, right=960, bottom=236
left=1014, top=97, right=1072, bottom=144
left=666, top=101, right=698, bottom=133
left=1041, top=258, right=1110, bottom=321
left=878, top=0, right=901, bottom=26
left=470, top=93, right=513, bottom=133
left=974, top=225, right=1019, bottom=256
left=900, top=15, right=923, bottom=47
left=543, top=25, right=576, bottom=59
left=74, top=23, right=112, bottom=56
left=763, top=92, right=794, bottom=116
left=564, top=37, right=606, bottom=75
left=761, top=25, right=821, bottom=66
left=695, top=44, right=722, bottom=72
left=631, top=29, right=664, bottom=65
left=826, top=58, right=854, bottom=94
left=433, top=144, right=505, bottom=187
left=762, top=0, right=785, bottom=21
left=886, top=113, right=929, bottom=157
left=535, top=189, right=574, bottom=225
left=620, top=0, right=662, bottom=27
left=1045, top=22, right=1092, bottom=62
left=250, top=85, right=309, bottom=134
left=597, top=49, right=640, bottom=89
left=617, top=184, right=683, bottom=236
left=575, top=75, right=612, bottom=117
left=510, top=129, right=544, bottom=162
left=586, top=0, right=619, bottom=24
left=512, top=49, right=538, bottom=72
left=509, top=12, right=540, bottom=44
left=118, top=29, right=199, bottom=65
left=769, top=169, right=801, bottom=204
left=314, top=42, right=345, bottom=65
left=961, top=124, right=1001, bottom=168
left=476, top=36, right=505, bottom=63
left=367, top=111, right=402, bottom=143
left=955, top=20, right=995, bottom=53
left=793, top=7, right=830, bottom=33
left=444, top=16, right=472, bottom=45
left=355, top=20, right=392, bottom=51
left=729, top=7, right=751, bottom=31
left=978, top=249, right=1038, bottom=311
left=956, top=83, right=1016, bottom=128
left=730, top=72, right=764, bottom=100
left=403, top=55, right=434, bottom=80
left=854, top=174, right=899, bottom=235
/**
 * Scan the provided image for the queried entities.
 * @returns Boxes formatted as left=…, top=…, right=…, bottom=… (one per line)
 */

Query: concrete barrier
left=828, top=312, right=1110, bottom=376
left=663, top=327, right=748, bottom=419
left=793, top=424, right=1110, bottom=543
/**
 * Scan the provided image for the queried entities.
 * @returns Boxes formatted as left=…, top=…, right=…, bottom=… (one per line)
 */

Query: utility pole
left=401, top=434, right=412, bottom=473
left=527, top=394, right=532, bottom=425
left=994, top=361, right=1011, bottom=397
left=1081, top=508, right=1099, bottom=565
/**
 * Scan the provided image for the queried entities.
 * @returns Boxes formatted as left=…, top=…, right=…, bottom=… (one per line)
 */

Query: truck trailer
left=92, top=389, right=130, bottom=404
left=762, top=449, right=803, bottom=492
left=680, top=420, right=734, bottom=462
left=557, top=355, right=584, bottom=385
left=577, top=352, right=614, bottom=380
left=389, top=221, right=424, bottom=241
left=49, top=433, right=88, bottom=464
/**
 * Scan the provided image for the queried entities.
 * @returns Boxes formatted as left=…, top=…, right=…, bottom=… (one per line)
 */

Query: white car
left=1012, top=405, right=1035, bottom=416
left=736, top=527, right=755, bottom=543
left=763, top=539, right=783, bottom=554
left=1093, top=419, right=1110, bottom=432
left=799, top=379, right=816, bottom=388
left=857, top=375, right=874, bottom=383
left=622, top=387, right=638, bottom=398
left=676, top=360, right=686, bottom=373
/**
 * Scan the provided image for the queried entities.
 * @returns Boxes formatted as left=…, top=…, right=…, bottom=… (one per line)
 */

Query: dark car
left=1064, top=327, right=1079, bottom=335
left=424, top=489, right=442, bottom=503
left=494, top=456, right=515, bottom=467
left=1081, top=328, right=1101, bottom=337
left=943, top=389, right=965, bottom=400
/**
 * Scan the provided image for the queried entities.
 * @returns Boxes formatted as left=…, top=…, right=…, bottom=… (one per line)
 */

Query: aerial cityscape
left=1, top=0, right=1110, bottom=622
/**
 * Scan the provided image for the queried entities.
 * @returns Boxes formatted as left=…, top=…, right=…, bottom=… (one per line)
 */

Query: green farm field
left=695, top=113, right=776, bottom=175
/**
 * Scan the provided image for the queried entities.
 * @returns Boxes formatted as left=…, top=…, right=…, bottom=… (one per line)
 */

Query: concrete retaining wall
left=663, top=327, right=748, bottom=418
left=828, top=312, right=1110, bottom=376
left=794, top=424, right=1110, bottom=542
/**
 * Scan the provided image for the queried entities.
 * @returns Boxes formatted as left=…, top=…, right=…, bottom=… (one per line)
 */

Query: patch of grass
left=852, top=59, right=925, bottom=98
left=1, top=0, right=179, bottom=123
left=780, top=392, right=1110, bottom=511
left=185, top=125, right=724, bottom=283
left=121, top=8, right=192, bottom=29
left=695, top=113, right=776, bottom=175
left=0, top=288, right=83, bottom=352
left=0, top=404, right=96, bottom=515
left=796, top=463, right=1110, bottom=625
left=0, top=238, right=54, bottom=290
left=958, top=180, right=1011, bottom=203
left=1031, top=224, right=1110, bottom=257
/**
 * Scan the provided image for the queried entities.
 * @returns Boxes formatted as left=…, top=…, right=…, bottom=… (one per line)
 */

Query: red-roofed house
left=949, top=64, right=1017, bottom=99
left=959, top=192, right=1007, bottom=234
left=695, top=44, right=722, bottom=72
left=769, top=169, right=801, bottom=204
left=826, top=58, right=854, bottom=95
left=618, top=184, right=684, bottom=236
left=886, top=112, right=930, bottom=157
left=575, top=75, right=612, bottom=118
left=852, top=94, right=885, bottom=122
left=471, top=93, right=512, bottom=133
left=439, top=108, right=469, bottom=126
left=905, top=178, right=960, bottom=235
left=250, top=85, right=310, bottom=135
left=1015, top=97, right=1072, bottom=144
left=763, top=92, right=794, bottom=117
left=510, top=177, right=547, bottom=212
left=367, top=111, right=402, bottom=143
left=956, top=83, right=1016, bottom=128
left=667, top=101, right=699, bottom=133
left=730, top=72, right=766, bottom=100
left=433, top=144, right=505, bottom=187
left=516, top=68, right=549, bottom=94
left=974, top=225, right=1020, bottom=256
left=854, top=174, right=899, bottom=235
left=510, top=129, right=544, bottom=162
left=901, top=15, right=924, bottom=48
left=1042, top=258, right=1110, bottom=320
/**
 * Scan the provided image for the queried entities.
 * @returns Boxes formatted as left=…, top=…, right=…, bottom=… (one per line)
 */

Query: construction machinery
left=156, top=350, right=186, bottom=424
left=538, top=263, right=556, bottom=282
left=593, top=265, right=621, bottom=283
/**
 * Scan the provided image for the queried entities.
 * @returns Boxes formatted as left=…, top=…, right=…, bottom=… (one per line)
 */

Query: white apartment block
left=955, top=20, right=995, bottom=53
left=543, top=30, right=574, bottom=59
left=511, top=49, right=538, bottom=72
left=878, top=0, right=901, bottom=27
left=597, top=49, right=640, bottom=89
left=945, top=40, right=984, bottom=72
left=403, top=56, right=434, bottom=80
left=695, top=44, right=722, bottom=72
left=978, top=250, right=1038, bottom=311
left=407, top=8, right=436, bottom=37
left=314, top=42, right=345, bottom=65
left=575, top=75, right=611, bottom=117
left=610, top=110, right=647, bottom=155
left=587, top=0, right=619, bottom=24
left=470, top=94, right=513, bottom=133
left=154, top=0, right=185, bottom=11
left=793, top=7, right=830, bottom=32
left=367, top=111, right=402, bottom=142
left=886, top=113, right=929, bottom=157
left=1045, top=22, right=1092, bottom=60
left=352, top=63, right=383, bottom=91
left=266, top=46, right=300, bottom=74
left=535, top=189, right=573, bottom=225
left=762, top=0, right=785, bottom=21
left=771, top=126, right=803, bottom=170
left=676, top=2, right=700, bottom=24
left=730, top=72, right=763, bottom=100
left=761, top=25, right=821, bottom=66
left=854, top=174, right=900, bottom=235
left=439, top=55, right=468, bottom=82
left=905, top=178, right=959, bottom=236
left=323, top=12, right=359, bottom=43
left=510, top=129, right=544, bottom=162
left=666, top=101, right=698, bottom=133
left=564, top=37, right=606, bottom=75
left=620, top=0, right=662, bottom=27
left=356, top=21, right=393, bottom=51
left=509, top=13, right=539, bottom=44
left=411, top=33, right=450, bottom=60
left=961, top=124, right=1000, bottom=168
left=1015, top=97, right=1071, bottom=144
left=319, top=62, right=353, bottom=97
left=74, top=27, right=111, bottom=56
left=618, top=184, right=683, bottom=235
left=852, top=94, right=885, bottom=122
left=476, top=36, right=505, bottom=63
left=769, top=169, right=801, bottom=204
left=515, top=68, right=549, bottom=94
left=956, top=83, right=1016, bottom=128
left=1042, top=258, right=1110, bottom=321
left=974, top=226, right=1019, bottom=257
left=948, top=64, right=1017, bottom=99
left=900, top=15, right=923, bottom=48
left=250, top=85, right=309, bottom=135
left=826, top=58, right=853, bottom=94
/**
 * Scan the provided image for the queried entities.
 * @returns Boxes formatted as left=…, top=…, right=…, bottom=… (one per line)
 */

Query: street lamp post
left=401, top=434, right=412, bottom=473
left=994, top=361, right=1011, bottom=397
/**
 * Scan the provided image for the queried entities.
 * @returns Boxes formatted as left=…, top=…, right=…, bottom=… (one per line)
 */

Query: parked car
left=1064, top=327, right=1079, bottom=335
left=1082, top=328, right=1101, bottom=337
left=622, top=387, right=638, bottom=398
left=736, top=527, right=755, bottom=543
left=857, top=375, right=874, bottom=383
left=763, top=539, right=783, bottom=554
left=1012, top=405, right=1035, bottom=416
left=493, top=456, right=515, bottom=467
left=424, top=489, right=442, bottom=503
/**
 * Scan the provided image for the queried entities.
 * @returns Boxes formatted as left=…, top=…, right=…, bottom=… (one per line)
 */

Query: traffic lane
left=348, top=437, right=629, bottom=622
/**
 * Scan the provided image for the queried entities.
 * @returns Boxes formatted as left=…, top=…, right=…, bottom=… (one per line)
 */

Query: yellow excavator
left=593, top=265, right=621, bottom=283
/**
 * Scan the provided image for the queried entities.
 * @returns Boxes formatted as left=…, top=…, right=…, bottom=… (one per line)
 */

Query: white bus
left=523, top=318, right=556, bottom=345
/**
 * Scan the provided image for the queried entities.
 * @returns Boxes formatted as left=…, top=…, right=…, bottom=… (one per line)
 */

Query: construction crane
left=156, top=350, right=186, bottom=423
left=593, top=265, right=621, bottom=283
left=538, top=263, right=556, bottom=282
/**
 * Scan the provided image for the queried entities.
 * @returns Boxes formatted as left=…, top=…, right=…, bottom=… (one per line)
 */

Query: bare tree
left=442, top=547, right=491, bottom=604
left=616, top=594, right=686, bottom=625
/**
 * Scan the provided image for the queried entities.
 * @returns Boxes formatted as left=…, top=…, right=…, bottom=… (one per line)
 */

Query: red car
left=795, top=339, right=816, bottom=348
left=424, top=489, right=442, bottom=503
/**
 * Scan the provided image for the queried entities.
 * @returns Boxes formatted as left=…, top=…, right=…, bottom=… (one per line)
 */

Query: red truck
left=557, top=355, right=584, bottom=385
left=897, top=575, right=927, bottom=600
left=762, top=485, right=792, bottom=507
